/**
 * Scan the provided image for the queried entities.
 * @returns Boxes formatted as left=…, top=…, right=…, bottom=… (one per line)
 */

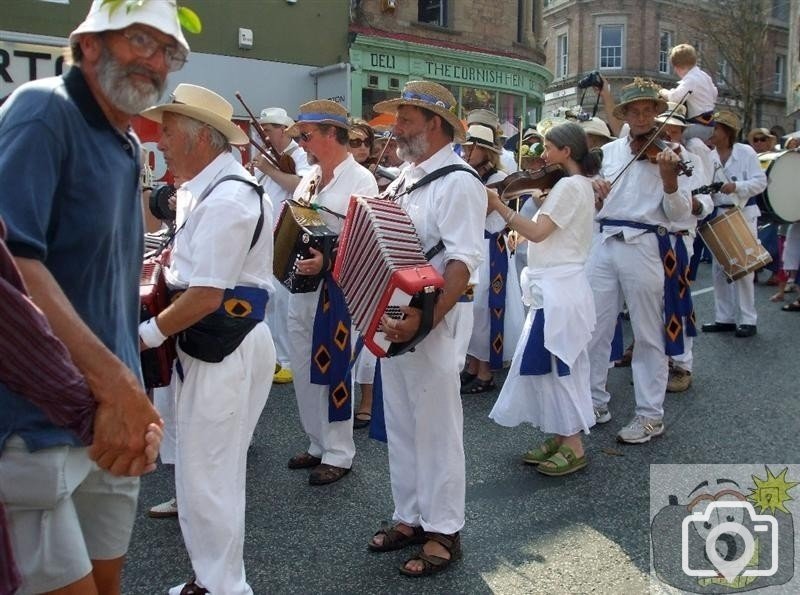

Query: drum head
left=763, top=150, right=800, bottom=223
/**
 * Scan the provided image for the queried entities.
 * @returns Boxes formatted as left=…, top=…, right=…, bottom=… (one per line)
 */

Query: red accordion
left=333, top=195, right=444, bottom=358
left=139, top=254, right=176, bottom=389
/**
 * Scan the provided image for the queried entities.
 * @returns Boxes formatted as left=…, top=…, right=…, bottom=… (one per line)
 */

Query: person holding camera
left=139, top=84, right=276, bottom=595
left=576, top=72, right=623, bottom=138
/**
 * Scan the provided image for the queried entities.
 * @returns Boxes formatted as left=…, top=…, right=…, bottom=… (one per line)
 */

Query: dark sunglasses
left=298, top=131, right=315, bottom=142
left=349, top=138, right=370, bottom=148
left=753, top=136, right=768, bottom=142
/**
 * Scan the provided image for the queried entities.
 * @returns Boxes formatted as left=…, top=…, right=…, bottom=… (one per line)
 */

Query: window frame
left=597, top=23, right=625, bottom=71
left=556, top=32, right=569, bottom=78
left=418, top=0, right=447, bottom=27
left=658, top=30, right=673, bottom=75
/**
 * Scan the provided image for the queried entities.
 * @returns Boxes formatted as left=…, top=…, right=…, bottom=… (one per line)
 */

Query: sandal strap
left=417, top=551, right=450, bottom=568
left=424, top=531, right=459, bottom=552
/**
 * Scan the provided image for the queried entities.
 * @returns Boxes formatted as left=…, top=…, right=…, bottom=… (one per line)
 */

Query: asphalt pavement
left=122, top=262, right=800, bottom=594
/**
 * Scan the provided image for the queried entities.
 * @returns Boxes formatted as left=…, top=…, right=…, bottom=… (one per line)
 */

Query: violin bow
left=369, top=131, right=395, bottom=175
left=609, top=90, right=692, bottom=187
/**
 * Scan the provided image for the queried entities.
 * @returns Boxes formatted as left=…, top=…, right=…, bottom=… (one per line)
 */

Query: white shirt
left=166, top=152, right=273, bottom=292
left=258, top=140, right=312, bottom=223
left=500, top=149, right=519, bottom=174
left=389, top=144, right=486, bottom=279
left=710, top=142, right=767, bottom=213
left=597, top=136, right=694, bottom=238
left=292, top=153, right=378, bottom=234
left=663, top=65, right=718, bottom=119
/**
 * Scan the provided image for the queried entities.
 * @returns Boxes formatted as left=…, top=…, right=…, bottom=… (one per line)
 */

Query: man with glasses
left=285, top=100, right=377, bottom=486
left=0, top=1, right=186, bottom=592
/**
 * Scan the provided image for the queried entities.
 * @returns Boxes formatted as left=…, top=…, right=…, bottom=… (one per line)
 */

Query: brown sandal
left=368, top=522, right=425, bottom=552
left=399, top=532, right=461, bottom=577
left=287, top=452, right=322, bottom=469
left=308, top=463, right=350, bottom=485
left=179, top=578, right=209, bottom=595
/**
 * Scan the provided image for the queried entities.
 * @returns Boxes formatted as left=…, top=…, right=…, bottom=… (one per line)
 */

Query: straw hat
left=259, top=107, right=294, bottom=128
left=654, top=102, right=688, bottom=128
left=141, top=84, right=248, bottom=145
left=374, top=80, right=465, bottom=142
left=462, top=124, right=501, bottom=154
left=536, top=117, right=568, bottom=138
left=521, top=127, right=542, bottom=143
left=286, top=100, right=349, bottom=136
left=579, top=117, right=614, bottom=140
left=714, top=110, right=741, bottom=136
left=466, top=108, right=500, bottom=131
left=612, top=78, right=667, bottom=120
left=746, top=127, right=776, bottom=145
left=70, top=0, right=189, bottom=53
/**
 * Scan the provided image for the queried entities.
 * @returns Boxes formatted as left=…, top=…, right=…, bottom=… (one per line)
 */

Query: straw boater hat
left=462, top=124, right=501, bottom=154
left=286, top=100, right=350, bottom=137
left=612, top=78, right=667, bottom=120
left=654, top=102, right=688, bottom=128
left=259, top=107, right=294, bottom=128
left=714, top=110, right=741, bottom=136
left=70, top=0, right=189, bottom=53
left=579, top=117, right=614, bottom=140
left=374, top=80, right=466, bottom=142
left=746, top=127, right=776, bottom=145
left=141, top=84, right=248, bottom=145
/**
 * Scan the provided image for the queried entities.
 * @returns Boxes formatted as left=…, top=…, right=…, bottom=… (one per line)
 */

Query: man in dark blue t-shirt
left=0, top=1, right=190, bottom=592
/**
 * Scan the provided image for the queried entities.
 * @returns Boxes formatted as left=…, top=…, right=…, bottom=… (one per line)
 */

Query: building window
left=659, top=31, right=673, bottom=75
left=717, top=57, right=730, bottom=88
left=774, top=54, right=786, bottom=94
left=598, top=24, right=624, bottom=70
left=418, top=0, right=447, bottom=27
left=772, top=0, right=789, bottom=21
left=556, top=33, right=568, bottom=78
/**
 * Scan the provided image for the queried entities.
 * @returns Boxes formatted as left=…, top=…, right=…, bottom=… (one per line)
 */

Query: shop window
left=362, top=89, right=399, bottom=121
left=598, top=24, right=624, bottom=70
left=498, top=93, right=523, bottom=138
left=419, top=0, right=447, bottom=27
left=389, top=77, right=401, bottom=90
left=368, top=75, right=379, bottom=88
left=461, top=87, right=497, bottom=117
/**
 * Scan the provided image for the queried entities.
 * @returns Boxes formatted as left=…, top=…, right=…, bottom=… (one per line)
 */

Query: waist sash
left=485, top=229, right=508, bottom=370
left=520, top=309, right=571, bottom=376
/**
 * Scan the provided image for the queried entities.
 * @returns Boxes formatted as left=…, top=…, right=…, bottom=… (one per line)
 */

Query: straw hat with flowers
left=374, top=80, right=465, bottom=142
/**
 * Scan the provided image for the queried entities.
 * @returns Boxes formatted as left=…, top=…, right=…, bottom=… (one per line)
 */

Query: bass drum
left=758, top=150, right=800, bottom=223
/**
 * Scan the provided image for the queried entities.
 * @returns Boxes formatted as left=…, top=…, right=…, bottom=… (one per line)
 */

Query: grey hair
left=174, top=114, right=231, bottom=153
left=545, top=121, right=601, bottom=176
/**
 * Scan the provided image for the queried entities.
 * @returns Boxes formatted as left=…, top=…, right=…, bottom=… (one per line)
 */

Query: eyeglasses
left=752, top=136, right=768, bottom=142
left=349, top=138, right=370, bottom=148
left=298, top=131, right=315, bottom=142
left=117, top=28, right=187, bottom=72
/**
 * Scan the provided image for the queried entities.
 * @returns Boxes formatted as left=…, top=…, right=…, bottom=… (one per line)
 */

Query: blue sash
left=310, top=274, right=352, bottom=422
left=600, top=219, right=696, bottom=356
left=520, top=309, right=571, bottom=376
left=485, top=230, right=508, bottom=370
left=368, top=358, right=387, bottom=443
left=610, top=313, right=624, bottom=362
left=217, top=285, right=269, bottom=320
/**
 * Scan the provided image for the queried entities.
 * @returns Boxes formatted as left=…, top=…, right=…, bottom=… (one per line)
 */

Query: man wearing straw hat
left=366, top=80, right=486, bottom=577
left=586, top=79, right=694, bottom=444
left=0, top=0, right=186, bottom=591
left=284, top=100, right=377, bottom=486
left=140, top=83, right=275, bottom=595
left=702, top=110, right=766, bottom=339
left=252, top=106, right=311, bottom=386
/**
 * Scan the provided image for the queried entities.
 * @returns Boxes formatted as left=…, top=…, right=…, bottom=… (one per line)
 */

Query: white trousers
left=711, top=211, right=758, bottom=325
left=173, top=322, right=274, bottom=595
left=267, top=280, right=291, bottom=368
left=153, top=384, right=176, bottom=465
left=380, top=304, right=470, bottom=535
left=288, top=291, right=355, bottom=468
left=587, top=235, right=669, bottom=419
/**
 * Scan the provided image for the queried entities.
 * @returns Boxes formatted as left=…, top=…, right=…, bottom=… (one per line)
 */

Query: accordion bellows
left=334, top=195, right=444, bottom=358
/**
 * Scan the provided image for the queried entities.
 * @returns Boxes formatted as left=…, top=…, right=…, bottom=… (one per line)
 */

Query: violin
left=489, top=164, right=566, bottom=202
left=630, top=128, right=693, bottom=177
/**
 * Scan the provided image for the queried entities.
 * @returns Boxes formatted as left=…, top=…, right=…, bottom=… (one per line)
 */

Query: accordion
left=273, top=200, right=337, bottom=293
left=333, top=195, right=444, bottom=358
left=139, top=255, right=176, bottom=389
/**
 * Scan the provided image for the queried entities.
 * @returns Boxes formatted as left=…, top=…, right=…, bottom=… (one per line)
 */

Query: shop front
left=350, top=34, right=552, bottom=135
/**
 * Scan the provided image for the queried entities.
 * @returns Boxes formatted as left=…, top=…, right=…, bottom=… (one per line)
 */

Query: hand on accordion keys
left=381, top=306, right=421, bottom=344
left=296, top=246, right=325, bottom=276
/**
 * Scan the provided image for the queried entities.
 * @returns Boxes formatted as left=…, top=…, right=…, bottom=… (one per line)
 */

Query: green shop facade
left=349, top=35, right=552, bottom=136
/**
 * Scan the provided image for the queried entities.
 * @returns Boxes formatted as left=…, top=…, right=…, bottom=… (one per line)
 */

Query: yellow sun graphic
left=748, top=466, right=799, bottom=514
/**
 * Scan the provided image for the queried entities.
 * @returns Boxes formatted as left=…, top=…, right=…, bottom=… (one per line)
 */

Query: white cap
left=259, top=107, right=295, bottom=127
left=70, top=0, right=189, bottom=53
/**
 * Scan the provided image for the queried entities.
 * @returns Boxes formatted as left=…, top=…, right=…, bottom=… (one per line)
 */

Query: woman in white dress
left=488, top=121, right=599, bottom=476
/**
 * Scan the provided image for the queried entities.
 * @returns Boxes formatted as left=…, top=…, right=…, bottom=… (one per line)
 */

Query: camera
left=577, top=70, right=603, bottom=90
left=148, top=184, right=177, bottom=222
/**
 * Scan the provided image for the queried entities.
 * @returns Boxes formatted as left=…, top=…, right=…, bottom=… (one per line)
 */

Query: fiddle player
left=285, top=100, right=377, bottom=485
left=585, top=79, right=695, bottom=443
left=252, top=107, right=311, bottom=386
left=702, top=110, right=766, bottom=338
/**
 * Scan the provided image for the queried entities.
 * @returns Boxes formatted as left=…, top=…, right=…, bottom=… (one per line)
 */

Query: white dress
left=490, top=175, right=597, bottom=436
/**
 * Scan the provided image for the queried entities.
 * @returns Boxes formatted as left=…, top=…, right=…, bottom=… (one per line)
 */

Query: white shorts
left=0, top=435, right=139, bottom=593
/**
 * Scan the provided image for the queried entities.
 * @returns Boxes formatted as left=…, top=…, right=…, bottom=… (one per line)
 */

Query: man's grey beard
left=96, top=45, right=164, bottom=115
left=396, top=133, right=429, bottom=163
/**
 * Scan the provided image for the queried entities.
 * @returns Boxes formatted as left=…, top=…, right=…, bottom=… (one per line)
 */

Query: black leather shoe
left=701, top=322, right=737, bottom=333
left=735, top=324, right=757, bottom=338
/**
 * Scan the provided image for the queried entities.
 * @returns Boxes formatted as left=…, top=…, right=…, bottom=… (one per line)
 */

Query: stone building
left=541, top=0, right=794, bottom=136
